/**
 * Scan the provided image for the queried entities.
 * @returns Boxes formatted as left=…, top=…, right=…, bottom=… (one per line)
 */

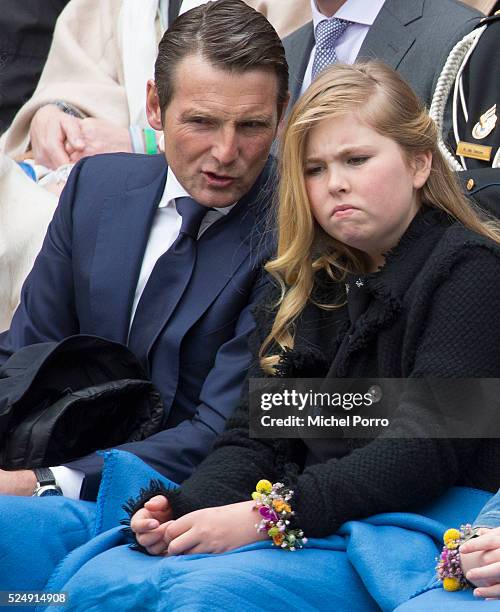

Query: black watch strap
left=34, top=467, right=56, bottom=487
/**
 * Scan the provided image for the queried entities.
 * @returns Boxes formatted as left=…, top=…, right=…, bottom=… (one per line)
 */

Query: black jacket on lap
left=131, top=208, right=500, bottom=539
left=0, top=336, right=163, bottom=469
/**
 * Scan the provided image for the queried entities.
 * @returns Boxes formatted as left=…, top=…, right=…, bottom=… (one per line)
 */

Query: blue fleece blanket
left=1, top=450, right=496, bottom=612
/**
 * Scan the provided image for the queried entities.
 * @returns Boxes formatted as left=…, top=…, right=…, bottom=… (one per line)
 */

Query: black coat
left=0, top=335, right=163, bottom=469
left=131, top=209, right=500, bottom=538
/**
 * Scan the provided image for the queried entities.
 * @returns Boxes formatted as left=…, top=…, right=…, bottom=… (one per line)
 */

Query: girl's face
left=304, top=113, right=431, bottom=270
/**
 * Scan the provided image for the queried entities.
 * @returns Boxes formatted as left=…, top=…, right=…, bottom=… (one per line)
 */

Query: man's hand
left=130, top=495, right=173, bottom=555
left=0, top=468, right=36, bottom=496
left=30, top=105, right=85, bottom=169
left=66, top=118, right=132, bottom=163
left=164, top=500, right=266, bottom=556
left=460, top=527, right=500, bottom=599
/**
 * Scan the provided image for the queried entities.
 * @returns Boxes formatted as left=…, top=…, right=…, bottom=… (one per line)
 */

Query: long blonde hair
left=260, top=60, right=500, bottom=373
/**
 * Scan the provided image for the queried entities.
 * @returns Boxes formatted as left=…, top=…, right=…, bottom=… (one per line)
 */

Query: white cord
left=429, top=25, right=487, bottom=171
left=493, top=146, right=500, bottom=169
left=452, top=30, right=484, bottom=169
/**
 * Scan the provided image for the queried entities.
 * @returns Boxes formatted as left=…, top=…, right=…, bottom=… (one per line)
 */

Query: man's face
left=153, top=53, right=281, bottom=207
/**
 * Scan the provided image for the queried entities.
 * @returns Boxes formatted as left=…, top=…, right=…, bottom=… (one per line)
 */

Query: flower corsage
left=252, top=479, right=307, bottom=551
left=436, top=524, right=480, bottom=591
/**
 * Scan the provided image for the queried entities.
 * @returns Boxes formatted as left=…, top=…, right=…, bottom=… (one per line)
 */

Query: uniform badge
left=456, top=141, right=492, bottom=162
left=472, top=104, right=497, bottom=140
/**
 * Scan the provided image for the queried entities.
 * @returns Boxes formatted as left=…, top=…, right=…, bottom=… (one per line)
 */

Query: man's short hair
left=155, top=0, right=288, bottom=118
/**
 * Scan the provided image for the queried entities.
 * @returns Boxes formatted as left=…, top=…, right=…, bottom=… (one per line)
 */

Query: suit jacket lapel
left=90, top=168, right=167, bottom=344
left=357, top=0, right=424, bottom=70
left=148, top=184, right=262, bottom=360
left=193, top=192, right=258, bottom=300
left=285, top=22, right=314, bottom=107
left=165, top=210, right=251, bottom=343
left=191, top=155, right=273, bottom=298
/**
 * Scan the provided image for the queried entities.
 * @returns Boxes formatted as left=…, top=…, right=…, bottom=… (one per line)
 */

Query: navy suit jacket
left=0, top=153, right=275, bottom=499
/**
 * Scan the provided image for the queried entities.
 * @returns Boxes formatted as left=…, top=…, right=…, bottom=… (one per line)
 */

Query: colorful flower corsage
left=252, top=479, right=307, bottom=551
left=436, top=524, right=480, bottom=591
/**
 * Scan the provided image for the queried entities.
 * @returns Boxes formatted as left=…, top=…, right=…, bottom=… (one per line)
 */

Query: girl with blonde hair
left=63, top=61, right=500, bottom=610
left=261, top=60, right=500, bottom=373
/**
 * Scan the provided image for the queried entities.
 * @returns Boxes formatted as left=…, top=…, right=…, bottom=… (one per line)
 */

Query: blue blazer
left=0, top=153, right=275, bottom=499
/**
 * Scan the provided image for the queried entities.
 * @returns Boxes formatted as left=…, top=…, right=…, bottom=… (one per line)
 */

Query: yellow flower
left=267, top=527, right=280, bottom=537
left=256, top=479, right=273, bottom=494
left=443, top=529, right=461, bottom=546
left=251, top=491, right=262, bottom=501
left=443, top=577, right=461, bottom=592
left=273, top=500, right=291, bottom=513
left=272, top=533, right=284, bottom=546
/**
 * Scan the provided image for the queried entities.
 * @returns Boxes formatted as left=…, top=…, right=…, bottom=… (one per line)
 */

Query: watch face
left=38, top=486, right=63, bottom=497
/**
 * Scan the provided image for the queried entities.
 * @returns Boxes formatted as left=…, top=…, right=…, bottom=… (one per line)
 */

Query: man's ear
left=412, top=150, right=432, bottom=190
left=276, top=92, right=290, bottom=139
left=146, top=80, right=163, bottom=130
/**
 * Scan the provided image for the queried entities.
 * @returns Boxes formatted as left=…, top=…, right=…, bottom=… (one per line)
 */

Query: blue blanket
left=1, top=450, right=496, bottom=612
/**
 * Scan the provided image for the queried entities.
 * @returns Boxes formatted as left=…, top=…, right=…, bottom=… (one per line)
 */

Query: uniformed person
left=429, top=11, right=500, bottom=213
left=439, top=11, right=500, bottom=170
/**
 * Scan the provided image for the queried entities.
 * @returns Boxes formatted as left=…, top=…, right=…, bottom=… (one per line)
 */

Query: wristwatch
left=32, top=467, right=63, bottom=497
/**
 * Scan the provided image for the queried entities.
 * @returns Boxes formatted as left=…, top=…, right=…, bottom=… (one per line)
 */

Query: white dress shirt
left=52, top=167, right=234, bottom=498
left=300, top=0, right=386, bottom=96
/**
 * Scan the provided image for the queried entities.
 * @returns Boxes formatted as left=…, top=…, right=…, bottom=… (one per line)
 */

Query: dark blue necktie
left=128, top=197, right=208, bottom=370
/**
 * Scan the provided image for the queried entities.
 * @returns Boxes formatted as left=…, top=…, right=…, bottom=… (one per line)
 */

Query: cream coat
left=1, top=0, right=127, bottom=157
left=1, top=0, right=311, bottom=158
left=0, top=155, right=56, bottom=330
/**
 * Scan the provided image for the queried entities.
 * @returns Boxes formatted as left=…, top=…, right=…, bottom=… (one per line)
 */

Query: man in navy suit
left=0, top=0, right=288, bottom=501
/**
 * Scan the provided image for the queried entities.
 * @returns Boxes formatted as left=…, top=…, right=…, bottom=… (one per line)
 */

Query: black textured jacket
left=131, top=209, right=500, bottom=538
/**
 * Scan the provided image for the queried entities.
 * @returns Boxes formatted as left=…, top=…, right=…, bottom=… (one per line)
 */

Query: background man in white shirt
left=284, top=0, right=480, bottom=117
